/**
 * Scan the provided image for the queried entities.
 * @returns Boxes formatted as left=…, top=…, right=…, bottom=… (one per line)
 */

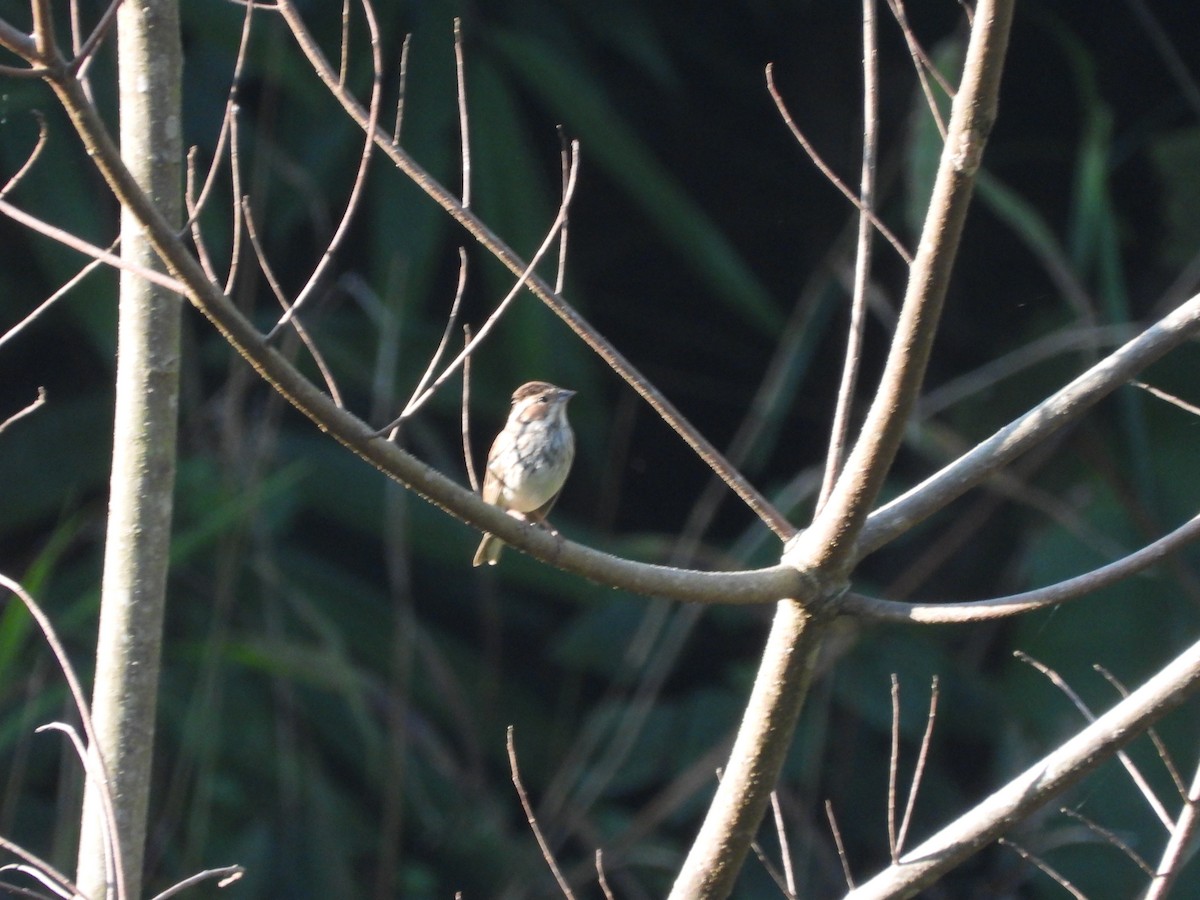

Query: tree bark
left=75, top=2, right=182, bottom=897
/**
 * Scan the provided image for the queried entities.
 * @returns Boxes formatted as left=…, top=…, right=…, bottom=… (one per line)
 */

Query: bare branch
left=845, top=507, right=1200, bottom=623
left=182, top=0, right=253, bottom=234
left=0, top=856, right=77, bottom=899
left=453, top=17, right=470, bottom=208
left=594, top=850, right=614, bottom=900
left=884, top=0, right=951, bottom=137
left=0, top=574, right=126, bottom=900
left=0, top=111, right=48, bottom=199
left=148, top=865, right=245, bottom=900
left=766, top=64, right=912, bottom=265
left=271, top=0, right=792, bottom=538
left=20, top=0, right=799, bottom=601
left=461, top=325, right=479, bottom=494
left=507, top=727, right=576, bottom=900
left=392, top=33, right=411, bottom=145
left=887, top=674, right=902, bottom=863
left=819, top=0, right=880, bottom=510
left=242, top=198, right=345, bottom=406
left=769, top=792, right=796, bottom=898
left=897, top=676, right=938, bottom=854
left=0, top=197, right=185, bottom=294
left=1016, top=652, right=1174, bottom=831
left=789, top=0, right=1013, bottom=576
left=389, top=145, right=581, bottom=424
left=1, top=247, right=114, bottom=353
left=825, top=800, right=855, bottom=889
left=1144, top=756, right=1200, bottom=899
left=999, top=839, right=1086, bottom=899
left=1135, top=380, right=1200, bottom=418
left=860, top=291, right=1200, bottom=559
left=68, top=0, right=121, bottom=82
left=0, top=387, right=47, bottom=436
left=268, top=0, right=384, bottom=339
left=1058, top=806, right=1153, bottom=875
left=0, top=18, right=38, bottom=62
left=1093, top=664, right=1187, bottom=797
left=845, top=635, right=1200, bottom=898
left=397, top=248, right=468, bottom=434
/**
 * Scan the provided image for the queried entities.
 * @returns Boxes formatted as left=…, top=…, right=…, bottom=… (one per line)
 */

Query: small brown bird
left=472, top=381, right=576, bottom=566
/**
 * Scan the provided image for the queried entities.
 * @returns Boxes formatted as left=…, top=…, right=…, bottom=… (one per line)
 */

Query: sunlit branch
left=860, top=292, right=1200, bottom=558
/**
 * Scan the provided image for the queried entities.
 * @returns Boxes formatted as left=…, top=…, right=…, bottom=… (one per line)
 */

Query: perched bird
left=472, top=381, right=576, bottom=566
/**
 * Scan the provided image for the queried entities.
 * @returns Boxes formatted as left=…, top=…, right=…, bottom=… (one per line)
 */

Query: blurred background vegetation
left=1, top=0, right=1200, bottom=896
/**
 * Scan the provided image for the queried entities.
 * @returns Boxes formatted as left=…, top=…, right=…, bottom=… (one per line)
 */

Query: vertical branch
left=75, top=1, right=183, bottom=898
left=672, top=5, right=1016, bottom=898
left=818, top=0, right=880, bottom=510
left=454, top=18, right=471, bottom=208
left=791, top=0, right=1014, bottom=574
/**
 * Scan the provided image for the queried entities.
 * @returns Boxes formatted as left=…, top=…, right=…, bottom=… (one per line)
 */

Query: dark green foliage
left=2, top=0, right=1200, bottom=896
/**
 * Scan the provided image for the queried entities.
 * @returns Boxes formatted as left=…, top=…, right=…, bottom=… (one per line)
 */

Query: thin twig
left=461, top=325, right=479, bottom=494
left=183, top=0, right=254, bottom=287
left=1058, top=807, right=1154, bottom=875
left=223, top=105, right=245, bottom=296
left=395, top=248, right=468, bottom=434
left=594, top=850, right=614, bottom=900
left=999, top=838, right=1086, bottom=899
left=67, top=0, right=120, bottom=79
left=884, top=0, right=950, bottom=137
left=819, top=0, right=880, bottom=510
left=507, top=727, right=576, bottom=900
left=241, top=198, right=344, bottom=406
left=148, top=865, right=245, bottom=900
left=770, top=791, right=797, bottom=898
left=0, top=388, right=47, bottom=436
left=393, top=33, right=411, bottom=145
left=272, top=0, right=793, bottom=537
left=1015, top=651, right=1174, bottom=830
left=1134, top=380, right=1200, bottom=418
left=185, top=149, right=220, bottom=284
left=1144, top=754, right=1200, bottom=900
left=555, top=128, right=571, bottom=293
left=887, top=674, right=902, bottom=863
left=387, top=145, right=581, bottom=425
left=0, top=111, right=48, bottom=199
left=268, top=0, right=384, bottom=339
left=896, top=676, right=938, bottom=854
left=0, top=860, right=76, bottom=899
left=338, top=0, right=350, bottom=87
left=749, top=837, right=797, bottom=900
left=0, top=197, right=185, bottom=294
left=1093, top=664, right=1187, bottom=797
left=0, top=574, right=126, bottom=900
left=0, top=247, right=114, bottom=352
left=825, top=800, right=855, bottom=889
left=453, top=17, right=470, bottom=208
left=766, top=63, right=912, bottom=265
